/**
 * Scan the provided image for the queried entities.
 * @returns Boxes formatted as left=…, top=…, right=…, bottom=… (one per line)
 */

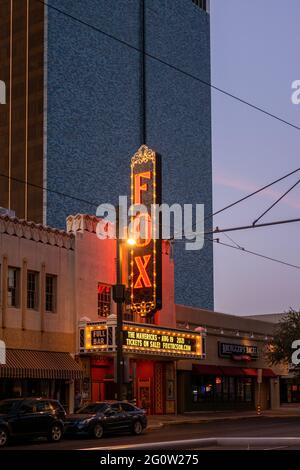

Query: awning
left=241, top=368, right=258, bottom=377
left=221, top=367, right=244, bottom=376
left=242, top=368, right=277, bottom=378
left=192, top=365, right=278, bottom=379
left=192, top=364, right=223, bottom=375
left=0, top=349, right=83, bottom=379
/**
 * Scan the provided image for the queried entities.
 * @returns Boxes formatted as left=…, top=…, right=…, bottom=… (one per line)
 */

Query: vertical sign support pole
left=114, top=206, right=126, bottom=401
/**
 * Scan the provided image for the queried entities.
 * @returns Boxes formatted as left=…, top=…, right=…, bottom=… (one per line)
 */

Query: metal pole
left=115, top=207, right=124, bottom=401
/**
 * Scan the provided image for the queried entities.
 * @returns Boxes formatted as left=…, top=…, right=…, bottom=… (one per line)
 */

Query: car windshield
left=0, top=400, right=20, bottom=414
left=76, top=403, right=108, bottom=414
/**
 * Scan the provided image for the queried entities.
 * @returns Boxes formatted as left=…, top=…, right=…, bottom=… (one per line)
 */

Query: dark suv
left=0, top=398, right=66, bottom=447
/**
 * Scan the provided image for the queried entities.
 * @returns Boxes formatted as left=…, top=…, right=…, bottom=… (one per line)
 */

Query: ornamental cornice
left=0, top=215, right=74, bottom=250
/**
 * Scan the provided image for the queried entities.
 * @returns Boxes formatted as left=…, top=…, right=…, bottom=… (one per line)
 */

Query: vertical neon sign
left=130, top=145, right=162, bottom=317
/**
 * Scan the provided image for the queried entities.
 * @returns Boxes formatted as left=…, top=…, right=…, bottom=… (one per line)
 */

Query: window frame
left=45, top=274, right=57, bottom=313
left=97, top=283, right=112, bottom=318
left=7, top=266, right=20, bottom=308
left=27, top=270, right=39, bottom=310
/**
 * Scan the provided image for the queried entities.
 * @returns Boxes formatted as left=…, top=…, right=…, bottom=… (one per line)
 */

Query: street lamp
left=112, top=208, right=136, bottom=401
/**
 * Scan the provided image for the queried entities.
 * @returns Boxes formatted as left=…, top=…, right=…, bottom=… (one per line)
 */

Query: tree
left=267, top=308, right=300, bottom=366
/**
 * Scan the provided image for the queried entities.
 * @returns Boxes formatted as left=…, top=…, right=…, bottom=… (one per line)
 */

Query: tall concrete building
left=0, top=0, right=213, bottom=309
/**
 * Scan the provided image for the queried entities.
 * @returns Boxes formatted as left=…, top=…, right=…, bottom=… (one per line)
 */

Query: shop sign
left=218, top=342, right=259, bottom=360
left=129, top=146, right=162, bottom=317
left=85, top=325, right=108, bottom=350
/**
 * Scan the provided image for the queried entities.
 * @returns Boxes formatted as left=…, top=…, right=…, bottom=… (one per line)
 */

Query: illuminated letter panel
left=130, top=145, right=162, bottom=317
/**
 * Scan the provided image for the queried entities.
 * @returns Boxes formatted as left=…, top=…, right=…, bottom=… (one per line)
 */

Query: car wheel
left=132, top=420, right=143, bottom=435
left=0, top=428, right=8, bottom=447
left=47, top=423, right=63, bottom=442
left=93, top=423, right=104, bottom=439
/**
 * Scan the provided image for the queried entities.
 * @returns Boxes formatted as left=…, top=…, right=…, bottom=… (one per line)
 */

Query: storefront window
left=192, top=375, right=254, bottom=405
left=215, top=377, right=222, bottom=401
left=237, top=380, right=244, bottom=402
left=229, top=377, right=235, bottom=401
left=223, top=377, right=229, bottom=402
left=244, top=379, right=252, bottom=402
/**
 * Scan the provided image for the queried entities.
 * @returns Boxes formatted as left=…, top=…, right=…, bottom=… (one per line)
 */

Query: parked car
left=0, top=398, right=66, bottom=447
left=64, top=401, right=147, bottom=439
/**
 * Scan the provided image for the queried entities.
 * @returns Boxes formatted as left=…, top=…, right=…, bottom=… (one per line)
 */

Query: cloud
left=214, top=171, right=300, bottom=210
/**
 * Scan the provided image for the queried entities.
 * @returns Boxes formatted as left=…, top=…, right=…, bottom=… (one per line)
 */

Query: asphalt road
left=2, top=417, right=300, bottom=450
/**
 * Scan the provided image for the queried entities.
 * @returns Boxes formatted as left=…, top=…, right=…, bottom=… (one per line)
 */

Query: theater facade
left=78, top=319, right=204, bottom=414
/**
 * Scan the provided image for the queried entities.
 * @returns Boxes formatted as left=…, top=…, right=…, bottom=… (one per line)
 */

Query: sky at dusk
left=210, top=0, right=300, bottom=315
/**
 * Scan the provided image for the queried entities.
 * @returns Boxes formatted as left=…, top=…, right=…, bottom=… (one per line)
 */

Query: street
left=2, top=417, right=300, bottom=450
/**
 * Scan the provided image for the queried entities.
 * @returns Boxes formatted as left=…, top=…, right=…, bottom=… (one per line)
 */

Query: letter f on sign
left=134, top=255, right=152, bottom=288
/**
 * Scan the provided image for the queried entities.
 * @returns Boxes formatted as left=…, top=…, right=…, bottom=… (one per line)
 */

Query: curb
left=147, top=413, right=300, bottom=430
left=87, top=437, right=300, bottom=451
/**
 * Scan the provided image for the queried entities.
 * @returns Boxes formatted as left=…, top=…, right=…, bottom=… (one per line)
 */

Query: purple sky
left=210, top=0, right=300, bottom=315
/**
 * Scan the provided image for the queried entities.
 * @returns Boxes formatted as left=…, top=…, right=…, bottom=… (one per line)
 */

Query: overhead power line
left=252, top=177, right=300, bottom=225
left=36, top=0, right=300, bottom=132
left=0, top=172, right=99, bottom=208
left=204, top=167, right=300, bottom=224
left=207, top=237, right=300, bottom=271
left=207, top=217, right=300, bottom=235
left=1, top=171, right=300, bottom=272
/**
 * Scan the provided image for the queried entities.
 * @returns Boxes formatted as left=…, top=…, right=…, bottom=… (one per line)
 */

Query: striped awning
left=0, top=349, right=83, bottom=379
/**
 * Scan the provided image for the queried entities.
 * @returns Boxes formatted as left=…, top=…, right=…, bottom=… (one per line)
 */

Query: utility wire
left=183, top=166, right=300, bottom=237
left=208, top=217, right=300, bottom=235
left=222, top=232, right=243, bottom=249
left=204, top=167, right=300, bottom=224
left=206, top=237, right=300, bottom=271
left=2, top=170, right=300, bottom=235
left=252, top=178, right=300, bottom=225
left=2, top=171, right=300, bottom=271
left=0, top=172, right=99, bottom=209
left=36, top=0, right=300, bottom=132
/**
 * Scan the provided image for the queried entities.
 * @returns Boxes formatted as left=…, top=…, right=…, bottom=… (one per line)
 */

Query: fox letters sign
left=129, top=145, right=162, bottom=317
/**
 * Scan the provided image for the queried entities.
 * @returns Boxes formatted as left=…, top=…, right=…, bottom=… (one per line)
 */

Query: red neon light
left=134, top=255, right=152, bottom=289
left=98, top=284, right=110, bottom=294
left=134, top=171, right=151, bottom=204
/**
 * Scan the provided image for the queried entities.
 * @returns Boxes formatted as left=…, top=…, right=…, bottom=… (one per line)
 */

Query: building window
left=192, top=0, right=208, bottom=11
left=192, top=376, right=254, bottom=405
left=8, top=267, right=20, bottom=307
left=27, top=271, right=39, bottom=310
left=45, top=274, right=57, bottom=312
left=97, top=283, right=111, bottom=317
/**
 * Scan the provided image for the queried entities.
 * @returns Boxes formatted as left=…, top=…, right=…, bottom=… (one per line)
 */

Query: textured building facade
left=0, top=0, right=213, bottom=309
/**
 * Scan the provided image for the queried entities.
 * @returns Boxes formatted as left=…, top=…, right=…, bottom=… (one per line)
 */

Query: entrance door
left=92, top=382, right=101, bottom=401
left=137, top=378, right=151, bottom=414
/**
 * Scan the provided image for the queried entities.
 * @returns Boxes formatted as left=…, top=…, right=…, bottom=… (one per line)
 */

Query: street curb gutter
left=84, top=437, right=300, bottom=451
left=147, top=413, right=300, bottom=430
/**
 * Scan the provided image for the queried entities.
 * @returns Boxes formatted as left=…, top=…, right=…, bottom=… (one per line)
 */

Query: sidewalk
left=147, top=406, right=300, bottom=430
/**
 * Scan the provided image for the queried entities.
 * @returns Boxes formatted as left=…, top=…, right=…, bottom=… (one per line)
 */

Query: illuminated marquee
left=83, top=323, right=203, bottom=359
left=130, top=145, right=162, bottom=317
left=85, top=325, right=108, bottom=350
left=123, top=325, right=202, bottom=358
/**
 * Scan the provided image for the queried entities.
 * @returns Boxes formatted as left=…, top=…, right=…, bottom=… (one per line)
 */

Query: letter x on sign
left=134, top=255, right=152, bottom=288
